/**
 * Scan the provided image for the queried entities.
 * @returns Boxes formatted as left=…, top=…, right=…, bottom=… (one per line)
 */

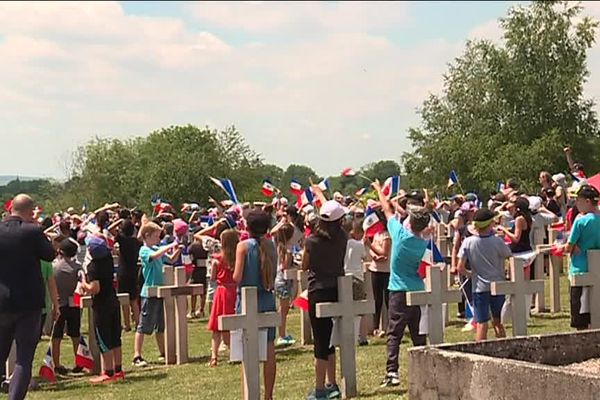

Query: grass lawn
left=25, top=276, right=574, bottom=400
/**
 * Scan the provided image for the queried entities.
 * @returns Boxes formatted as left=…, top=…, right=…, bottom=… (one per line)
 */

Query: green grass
left=25, top=276, right=573, bottom=400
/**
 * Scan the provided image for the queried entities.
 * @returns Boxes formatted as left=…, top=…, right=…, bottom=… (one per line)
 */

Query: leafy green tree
left=403, top=1, right=600, bottom=195
left=280, top=164, right=320, bottom=198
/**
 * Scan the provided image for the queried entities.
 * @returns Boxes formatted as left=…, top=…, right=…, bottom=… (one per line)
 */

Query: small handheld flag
left=355, top=186, right=369, bottom=197
left=292, top=289, right=309, bottom=312
left=341, top=168, right=356, bottom=177
left=290, top=179, right=304, bottom=196
left=317, top=177, right=330, bottom=192
left=210, top=177, right=239, bottom=204
left=296, top=188, right=315, bottom=209
left=261, top=180, right=275, bottom=197
left=448, top=170, right=459, bottom=188
left=39, top=345, right=56, bottom=382
left=363, top=207, right=385, bottom=238
left=75, top=336, right=94, bottom=370
left=150, top=194, right=161, bottom=207
left=418, top=240, right=444, bottom=279
left=382, top=176, right=400, bottom=198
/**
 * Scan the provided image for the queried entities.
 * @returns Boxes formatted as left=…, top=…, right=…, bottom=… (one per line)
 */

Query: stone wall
left=408, top=330, right=600, bottom=400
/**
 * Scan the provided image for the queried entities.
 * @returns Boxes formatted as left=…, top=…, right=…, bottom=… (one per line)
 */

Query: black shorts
left=52, top=306, right=81, bottom=339
left=93, top=305, right=122, bottom=353
left=191, top=267, right=207, bottom=286
left=118, top=274, right=139, bottom=300
left=570, top=286, right=591, bottom=329
left=308, top=287, right=338, bottom=361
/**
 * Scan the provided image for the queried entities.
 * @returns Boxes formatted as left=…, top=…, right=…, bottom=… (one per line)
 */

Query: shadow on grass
left=39, top=371, right=169, bottom=393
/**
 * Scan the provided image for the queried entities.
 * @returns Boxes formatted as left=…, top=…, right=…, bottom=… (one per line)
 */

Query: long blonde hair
left=220, top=229, right=239, bottom=271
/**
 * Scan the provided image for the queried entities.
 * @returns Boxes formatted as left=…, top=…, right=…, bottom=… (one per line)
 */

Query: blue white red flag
left=210, top=177, right=239, bottom=204
left=290, top=179, right=304, bottom=196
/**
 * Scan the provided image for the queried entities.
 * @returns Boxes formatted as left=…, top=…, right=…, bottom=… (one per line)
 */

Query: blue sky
left=0, top=1, right=597, bottom=179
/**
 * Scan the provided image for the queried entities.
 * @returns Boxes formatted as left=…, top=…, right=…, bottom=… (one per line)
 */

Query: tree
left=403, top=1, right=600, bottom=195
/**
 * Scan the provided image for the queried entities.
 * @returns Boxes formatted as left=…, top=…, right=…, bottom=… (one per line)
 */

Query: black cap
left=577, top=184, right=600, bottom=201
left=473, top=208, right=497, bottom=222
left=59, top=238, right=78, bottom=258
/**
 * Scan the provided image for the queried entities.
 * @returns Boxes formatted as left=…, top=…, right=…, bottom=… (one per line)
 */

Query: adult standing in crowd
left=0, top=194, right=56, bottom=400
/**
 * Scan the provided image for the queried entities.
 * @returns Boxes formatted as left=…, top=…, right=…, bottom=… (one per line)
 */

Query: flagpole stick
left=357, top=174, right=372, bottom=183
left=457, top=181, right=465, bottom=195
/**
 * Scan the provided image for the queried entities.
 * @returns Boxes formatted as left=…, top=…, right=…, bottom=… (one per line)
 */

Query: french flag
left=382, top=176, right=400, bottom=198
left=496, top=181, right=505, bottom=192
left=75, top=336, right=94, bottom=370
left=418, top=240, right=444, bottom=279
left=293, top=289, right=309, bottom=312
left=200, top=215, right=214, bottom=229
left=363, top=208, right=385, bottom=238
left=210, top=177, right=239, bottom=204
left=317, top=177, right=330, bottom=191
left=550, top=222, right=565, bottom=232
left=296, top=188, right=315, bottom=208
left=261, top=180, right=275, bottom=197
left=448, top=170, right=459, bottom=188
left=572, top=170, right=587, bottom=181
left=341, top=168, right=356, bottom=177
left=290, top=179, right=304, bottom=196
left=550, top=233, right=566, bottom=257
left=150, top=194, right=161, bottom=207
left=39, top=345, right=56, bottom=383
left=355, top=186, right=369, bottom=197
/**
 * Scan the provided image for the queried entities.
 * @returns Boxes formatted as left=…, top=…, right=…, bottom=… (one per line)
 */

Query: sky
left=2, top=1, right=600, bottom=179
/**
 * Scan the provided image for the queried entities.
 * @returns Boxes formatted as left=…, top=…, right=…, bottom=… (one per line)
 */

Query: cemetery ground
left=28, top=276, right=573, bottom=400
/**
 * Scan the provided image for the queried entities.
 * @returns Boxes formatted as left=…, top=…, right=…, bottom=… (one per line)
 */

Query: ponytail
left=257, top=237, right=274, bottom=291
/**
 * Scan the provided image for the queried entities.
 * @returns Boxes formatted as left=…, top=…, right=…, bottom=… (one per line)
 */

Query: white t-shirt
left=344, top=239, right=367, bottom=281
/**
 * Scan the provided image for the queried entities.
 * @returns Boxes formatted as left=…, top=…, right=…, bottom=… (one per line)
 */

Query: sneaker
left=284, top=335, right=296, bottom=345
left=461, top=319, right=476, bottom=332
left=132, top=356, right=148, bottom=367
left=114, top=371, right=125, bottom=381
left=306, top=389, right=328, bottom=400
left=186, top=312, right=194, bottom=319
left=157, top=354, right=166, bottom=362
left=55, top=365, right=69, bottom=375
left=90, top=373, right=116, bottom=384
left=72, top=366, right=84, bottom=374
left=380, top=372, right=400, bottom=387
left=325, top=383, right=341, bottom=399
left=218, top=342, right=228, bottom=353
left=195, top=310, right=206, bottom=318
left=358, top=338, right=369, bottom=346
left=377, top=330, right=386, bottom=338
left=1, top=379, right=8, bottom=394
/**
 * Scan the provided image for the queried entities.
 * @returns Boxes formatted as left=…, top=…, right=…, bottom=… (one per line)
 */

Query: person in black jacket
left=0, top=194, right=55, bottom=400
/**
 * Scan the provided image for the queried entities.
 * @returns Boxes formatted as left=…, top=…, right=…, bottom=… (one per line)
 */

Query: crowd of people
left=0, top=147, right=599, bottom=400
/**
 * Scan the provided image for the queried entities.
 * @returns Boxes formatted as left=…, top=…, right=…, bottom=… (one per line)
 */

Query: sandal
left=208, top=358, right=218, bottom=368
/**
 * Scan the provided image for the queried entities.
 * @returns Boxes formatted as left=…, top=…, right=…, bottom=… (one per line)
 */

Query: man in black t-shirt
left=81, top=236, right=123, bottom=384
left=188, top=237, right=208, bottom=318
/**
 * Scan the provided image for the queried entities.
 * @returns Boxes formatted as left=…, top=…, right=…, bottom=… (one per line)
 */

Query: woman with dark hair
left=498, top=196, right=533, bottom=254
left=233, top=210, right=277, bottom=400
left=302, top=201, right=347, bottom=400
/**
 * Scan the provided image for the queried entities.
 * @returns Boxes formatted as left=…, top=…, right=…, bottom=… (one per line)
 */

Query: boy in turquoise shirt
left=567, top=184, right=600, bottom=330
left=133, top=222, right=182, bottom=367
left=372, top=180, right=431, bottom=388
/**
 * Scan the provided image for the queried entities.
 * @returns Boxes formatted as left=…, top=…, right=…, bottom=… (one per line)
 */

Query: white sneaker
left=461, top=319, right=476, bottom=332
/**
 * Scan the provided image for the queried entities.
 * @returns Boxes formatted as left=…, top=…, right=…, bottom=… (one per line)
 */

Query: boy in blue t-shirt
left=566, top=184, right=600, bottom=330
left=372, top=180, right=431, bottom=388
left=132, top=222, right=182, bottom=367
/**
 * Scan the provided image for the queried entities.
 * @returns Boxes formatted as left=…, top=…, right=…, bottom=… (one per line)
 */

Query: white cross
left=157, top=267, right=204, bottom=364
left=531, top=227, right=546, bottom=312
left=407, top=265, right=461, bottom=344
left=283, top=267, right=312, bottom=345
left=315, top=273, right=375, bottom=399
left=548, top=227, right=563, bottom=313
left=491, top=257, right=544, bottom=337
left=79, top=293, right=129, bottom=374
left=570, top=250, right=600, bottom=329
left=147, top=265, right=177, bottom=364
left=218, top=287, right=280, bottom=400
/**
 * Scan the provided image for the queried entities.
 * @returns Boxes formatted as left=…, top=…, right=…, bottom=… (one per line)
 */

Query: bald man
left=0, top=194, right=55, bottom=400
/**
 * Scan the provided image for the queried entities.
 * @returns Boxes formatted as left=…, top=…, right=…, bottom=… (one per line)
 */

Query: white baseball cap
left=319, top=200, right=345, bottom=222
left=527, top=196, right=542, bottom=212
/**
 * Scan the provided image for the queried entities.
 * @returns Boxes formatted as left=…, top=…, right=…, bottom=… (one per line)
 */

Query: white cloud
left=0, top=1, right=489, bottom=179
left=468, top=19, right=504, bottom=44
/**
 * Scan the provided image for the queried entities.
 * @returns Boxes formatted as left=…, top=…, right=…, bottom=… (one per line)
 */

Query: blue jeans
left=0, top=310, right=42, bottom=400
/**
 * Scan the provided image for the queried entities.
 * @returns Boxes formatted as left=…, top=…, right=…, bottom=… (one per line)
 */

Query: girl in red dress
left=207, top=229, right=239, bottom=367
